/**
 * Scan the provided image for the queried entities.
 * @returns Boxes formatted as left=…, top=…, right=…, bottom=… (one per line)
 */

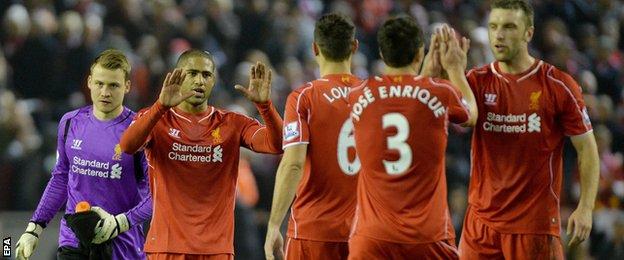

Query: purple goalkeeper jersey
left=31, top=106, right=152, bottom=260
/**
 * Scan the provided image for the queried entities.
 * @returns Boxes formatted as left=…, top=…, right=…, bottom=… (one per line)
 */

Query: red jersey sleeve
left=282, top=84, right=312, bottom=149
left=240, top=101, right=283, bottom=154
left=466, top=68, right=480, bottom=94
left=430, top=78, right=470, bottom=124
left=120, top=101, right=168, bottom=154
left=548, top=69, right=593, bottom=136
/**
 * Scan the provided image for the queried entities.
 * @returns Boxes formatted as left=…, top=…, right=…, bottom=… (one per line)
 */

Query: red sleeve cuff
left=254, top=100, right=274, bottom=111
left=155, top=101, right=169, bottom=114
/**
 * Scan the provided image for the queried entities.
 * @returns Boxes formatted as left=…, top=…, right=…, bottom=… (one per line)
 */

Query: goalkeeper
left=15, top=49, right=152, bottom=260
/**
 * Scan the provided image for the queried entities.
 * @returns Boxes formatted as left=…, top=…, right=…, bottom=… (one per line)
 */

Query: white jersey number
left=337, top=119, right=361, bottom=175
left=337, top=113, right=412, bottom=176
left=382, top=113, right=412, bottom=175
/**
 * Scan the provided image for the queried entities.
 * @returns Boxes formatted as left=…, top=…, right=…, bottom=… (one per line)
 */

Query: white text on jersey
left=168, top=142, right=223, bottom=163
left=483, top=112, right=541, bottom=133
left=71, top=156, right=123, bottom=179
left=351, top=86, right=447, bottom=122
left=323, top=86, right=350, bottom=103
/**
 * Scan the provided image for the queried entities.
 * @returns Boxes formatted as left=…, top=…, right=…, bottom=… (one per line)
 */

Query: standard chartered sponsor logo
left=71, top=156, right=122, bottom=179
left=168, top=142, right=223, bottom=163
left=483, top=112, right=541, bottom=133
left=213, top=145, right=223, bottom=162
left=110, top=164, right=122, bottom=179
left=528, top=113, right=541, bottom=132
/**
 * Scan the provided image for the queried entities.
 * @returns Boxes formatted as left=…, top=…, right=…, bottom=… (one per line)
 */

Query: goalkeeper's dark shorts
left=58, top=245, right=89, bottom=260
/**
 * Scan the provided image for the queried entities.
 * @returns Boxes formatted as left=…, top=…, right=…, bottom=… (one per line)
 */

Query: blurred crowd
left=0, top=0, right=622, bottom=259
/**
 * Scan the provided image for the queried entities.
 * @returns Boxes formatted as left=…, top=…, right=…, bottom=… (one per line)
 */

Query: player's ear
left=312, top=42, right=320, bottom=56
left=351, top=39, right=359, bottom=54
left=378, top=49, right=384, bottom=61
left=413, top=46, right=425, bottom=66
left=525, top=25, right=534, bottom=43
left=87, top=75, right=93, bottom=89
left=124, top=80, right=131, bottom=94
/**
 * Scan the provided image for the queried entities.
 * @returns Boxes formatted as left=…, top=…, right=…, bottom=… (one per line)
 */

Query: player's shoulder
left=350, top=76, right=372, bottom=90
left=424, top=76, right=452, bottom=87
left=59, top=105, right=91, bottom=124
left=466, top=63, right=491, bottom=78
left=542, top=62, right=577, bottom=84
left=118, top=106, right=137, bottom=125
left=214, top=106, right=257, bottom=123
left=420, top=76, right=458, bottom=96
left=136, top=104, right=157, bottom=117
left=288, top=81, right=315, bottom=97
left=540, top=62, right=582, bottom=94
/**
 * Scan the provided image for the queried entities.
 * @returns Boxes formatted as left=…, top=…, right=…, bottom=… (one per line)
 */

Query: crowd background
left=0, top=0, right=622, bottom=259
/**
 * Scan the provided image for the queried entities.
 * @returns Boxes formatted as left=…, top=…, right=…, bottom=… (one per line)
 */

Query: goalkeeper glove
left=91, top=206, right=129, bottom=244
left=15, top=222, right=43, bottom=260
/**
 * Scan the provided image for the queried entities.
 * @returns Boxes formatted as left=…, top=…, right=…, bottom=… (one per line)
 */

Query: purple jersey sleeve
left=30, top=113, right=74, bottom=226
left=124, top=152, right=152, bottom=226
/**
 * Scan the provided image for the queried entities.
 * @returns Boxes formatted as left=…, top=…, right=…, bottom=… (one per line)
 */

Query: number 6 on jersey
left=337, top=119, right=361, bottom=175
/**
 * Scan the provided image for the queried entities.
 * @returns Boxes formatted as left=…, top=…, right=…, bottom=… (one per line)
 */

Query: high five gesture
left=158, top=68, right=192, bottom=108
left=235, top=62, right=273, bottom=103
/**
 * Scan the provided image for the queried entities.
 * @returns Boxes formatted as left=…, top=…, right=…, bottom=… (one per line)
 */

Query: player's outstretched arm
left=238, top=62, right=283, bottom=153
left=121, top=69, right=191, bottom=154
left=18, top=116, right=73, bottom=259
left=567, top=132, right=599, bottom=247
left=265, top=144, right=307, bottom=260
left=438, top=25, right=478, bottom=126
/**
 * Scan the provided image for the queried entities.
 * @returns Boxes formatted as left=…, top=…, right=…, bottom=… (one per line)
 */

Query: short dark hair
left=377, top=16, right=424, bottom=68
left=176, top=49, right=215, bottom=69
left=91, top=49, right=130, bottom=80
left=314, top=13, right=355, bottom=62
left=491, top=0, right=534, bottom=27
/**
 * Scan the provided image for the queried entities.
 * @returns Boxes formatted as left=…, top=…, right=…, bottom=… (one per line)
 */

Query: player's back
left=283, top=74, right=360, bottom=242
left=349, top=75, right=469, bottom=243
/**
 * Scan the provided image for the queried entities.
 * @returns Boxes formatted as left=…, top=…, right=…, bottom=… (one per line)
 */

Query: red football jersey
left=121, top=102, right=281, bottom=254
left=349, top=74, right=469, bottom=243
left=466, top=60, right=592, bottom=236
left=283, top=74, right=360, bottom=242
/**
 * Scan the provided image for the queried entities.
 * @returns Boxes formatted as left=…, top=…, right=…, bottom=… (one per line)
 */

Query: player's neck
left=384, top=65, right=418, bottom=76
left=319, top=60, right=351, bottom=77
left=498, top=52, right=535, bottom=74
left=93, top=106, right=122, bottom=121
left=177, top=101, right=208, bottom=114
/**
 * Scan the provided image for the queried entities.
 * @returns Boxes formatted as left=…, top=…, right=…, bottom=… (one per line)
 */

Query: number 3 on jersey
left=382, top=113, right=412, bottom=175
left=337, top=113, right=412, bottom=176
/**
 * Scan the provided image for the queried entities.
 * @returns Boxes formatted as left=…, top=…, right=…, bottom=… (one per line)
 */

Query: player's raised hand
left=420, top=33, right=442, bottom=78
left=567, top=206, right=592, bottom=247
left=235, top=61, right=273, bottom=103
left=158, top=68, right=192, bottom=107
left=264, top=226, right=285, bottom=260
left=439, top=25, right=469, bottom=72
